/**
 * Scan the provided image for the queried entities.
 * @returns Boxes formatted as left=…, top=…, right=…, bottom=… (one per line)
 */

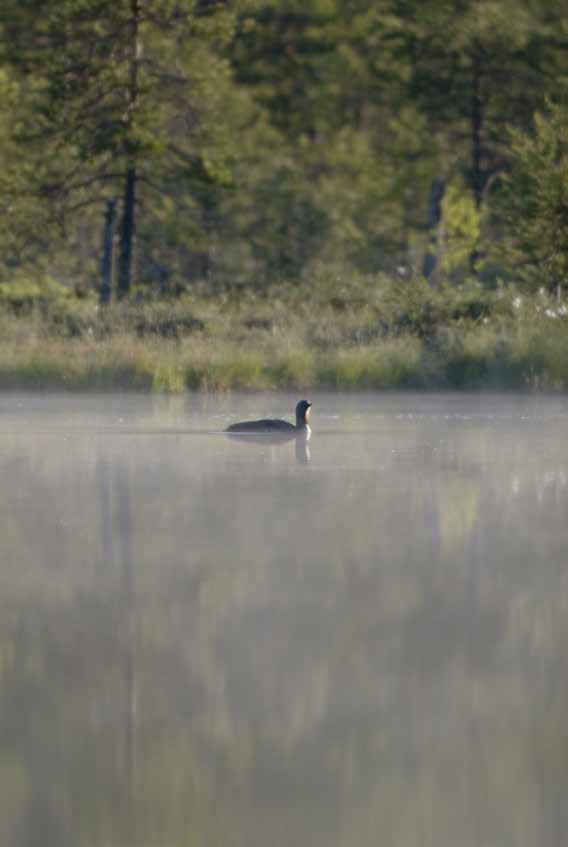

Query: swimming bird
left=225, top=400, right=312, bottom=435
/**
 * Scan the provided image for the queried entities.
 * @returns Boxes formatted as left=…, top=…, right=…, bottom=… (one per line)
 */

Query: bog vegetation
left=1, top=1, right=568, bottom=390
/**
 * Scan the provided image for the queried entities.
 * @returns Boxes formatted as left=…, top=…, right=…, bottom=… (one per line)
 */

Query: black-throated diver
left=225, top=400, right=312, bottom=434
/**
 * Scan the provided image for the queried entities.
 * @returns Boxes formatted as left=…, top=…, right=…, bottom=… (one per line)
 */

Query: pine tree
left=395, top=0, right=568, bottom=275
left=1, top=0, right=253, bottom=296
left=502, top=101, right=568, bottom=293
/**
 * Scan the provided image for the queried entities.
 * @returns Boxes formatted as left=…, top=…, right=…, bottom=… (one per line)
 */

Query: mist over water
left=2, top=391, right=568, bottom=847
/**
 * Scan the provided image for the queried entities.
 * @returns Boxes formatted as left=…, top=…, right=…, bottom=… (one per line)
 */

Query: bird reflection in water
left=226, top=428, right=311, bottom=464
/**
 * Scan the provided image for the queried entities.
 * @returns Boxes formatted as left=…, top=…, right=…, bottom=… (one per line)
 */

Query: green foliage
left=0, top=273, right=72, bottom=310
left=1, top=0, right=568, bottom=291
left=502, top=101, right=568, bottom=292
left=1, top=0, right=262, bottom=291
left=377, top=277, right=496, bottom=338
left=440, top=181, right=481, bottom=277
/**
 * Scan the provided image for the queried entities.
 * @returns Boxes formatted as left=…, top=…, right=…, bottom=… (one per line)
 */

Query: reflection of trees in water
left=1, top=424, right=568, bottom=846
left=0, top=453, right=221, bottom=847
left=189, top=458, right=568, bottom=846
left=530, top=656, right=568, bottom=846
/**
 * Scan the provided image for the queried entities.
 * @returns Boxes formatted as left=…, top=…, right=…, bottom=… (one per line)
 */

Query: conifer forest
left=1, top=1, right=568, bottom=390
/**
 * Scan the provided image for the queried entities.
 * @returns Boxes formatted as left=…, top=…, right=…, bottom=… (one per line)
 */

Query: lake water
left=1, top=391, right=568, bottom=847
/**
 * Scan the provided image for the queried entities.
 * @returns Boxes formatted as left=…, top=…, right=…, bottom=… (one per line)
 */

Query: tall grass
left=318, top=337, right=422, bottom=389
left=1, top=280, right=568, bottom=391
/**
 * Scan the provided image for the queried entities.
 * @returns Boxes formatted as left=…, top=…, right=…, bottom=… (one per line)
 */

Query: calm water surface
left=1, top=391, right=568, bottom=847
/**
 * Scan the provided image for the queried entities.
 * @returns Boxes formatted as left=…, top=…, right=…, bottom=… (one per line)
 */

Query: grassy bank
left=1, top=278, right=568, bottom=392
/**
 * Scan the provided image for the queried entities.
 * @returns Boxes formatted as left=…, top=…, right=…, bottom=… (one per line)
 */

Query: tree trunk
left=100, top=198, right=116, bottom=305
left=117, top=0, right=141, bottom=299
left=471, top=45, right=483, bottom=212
left=422, top=177, right=445, bottom=284
left=469, top=44, right=484, bottom=273
left=117, top=168, right=137, bottom=299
